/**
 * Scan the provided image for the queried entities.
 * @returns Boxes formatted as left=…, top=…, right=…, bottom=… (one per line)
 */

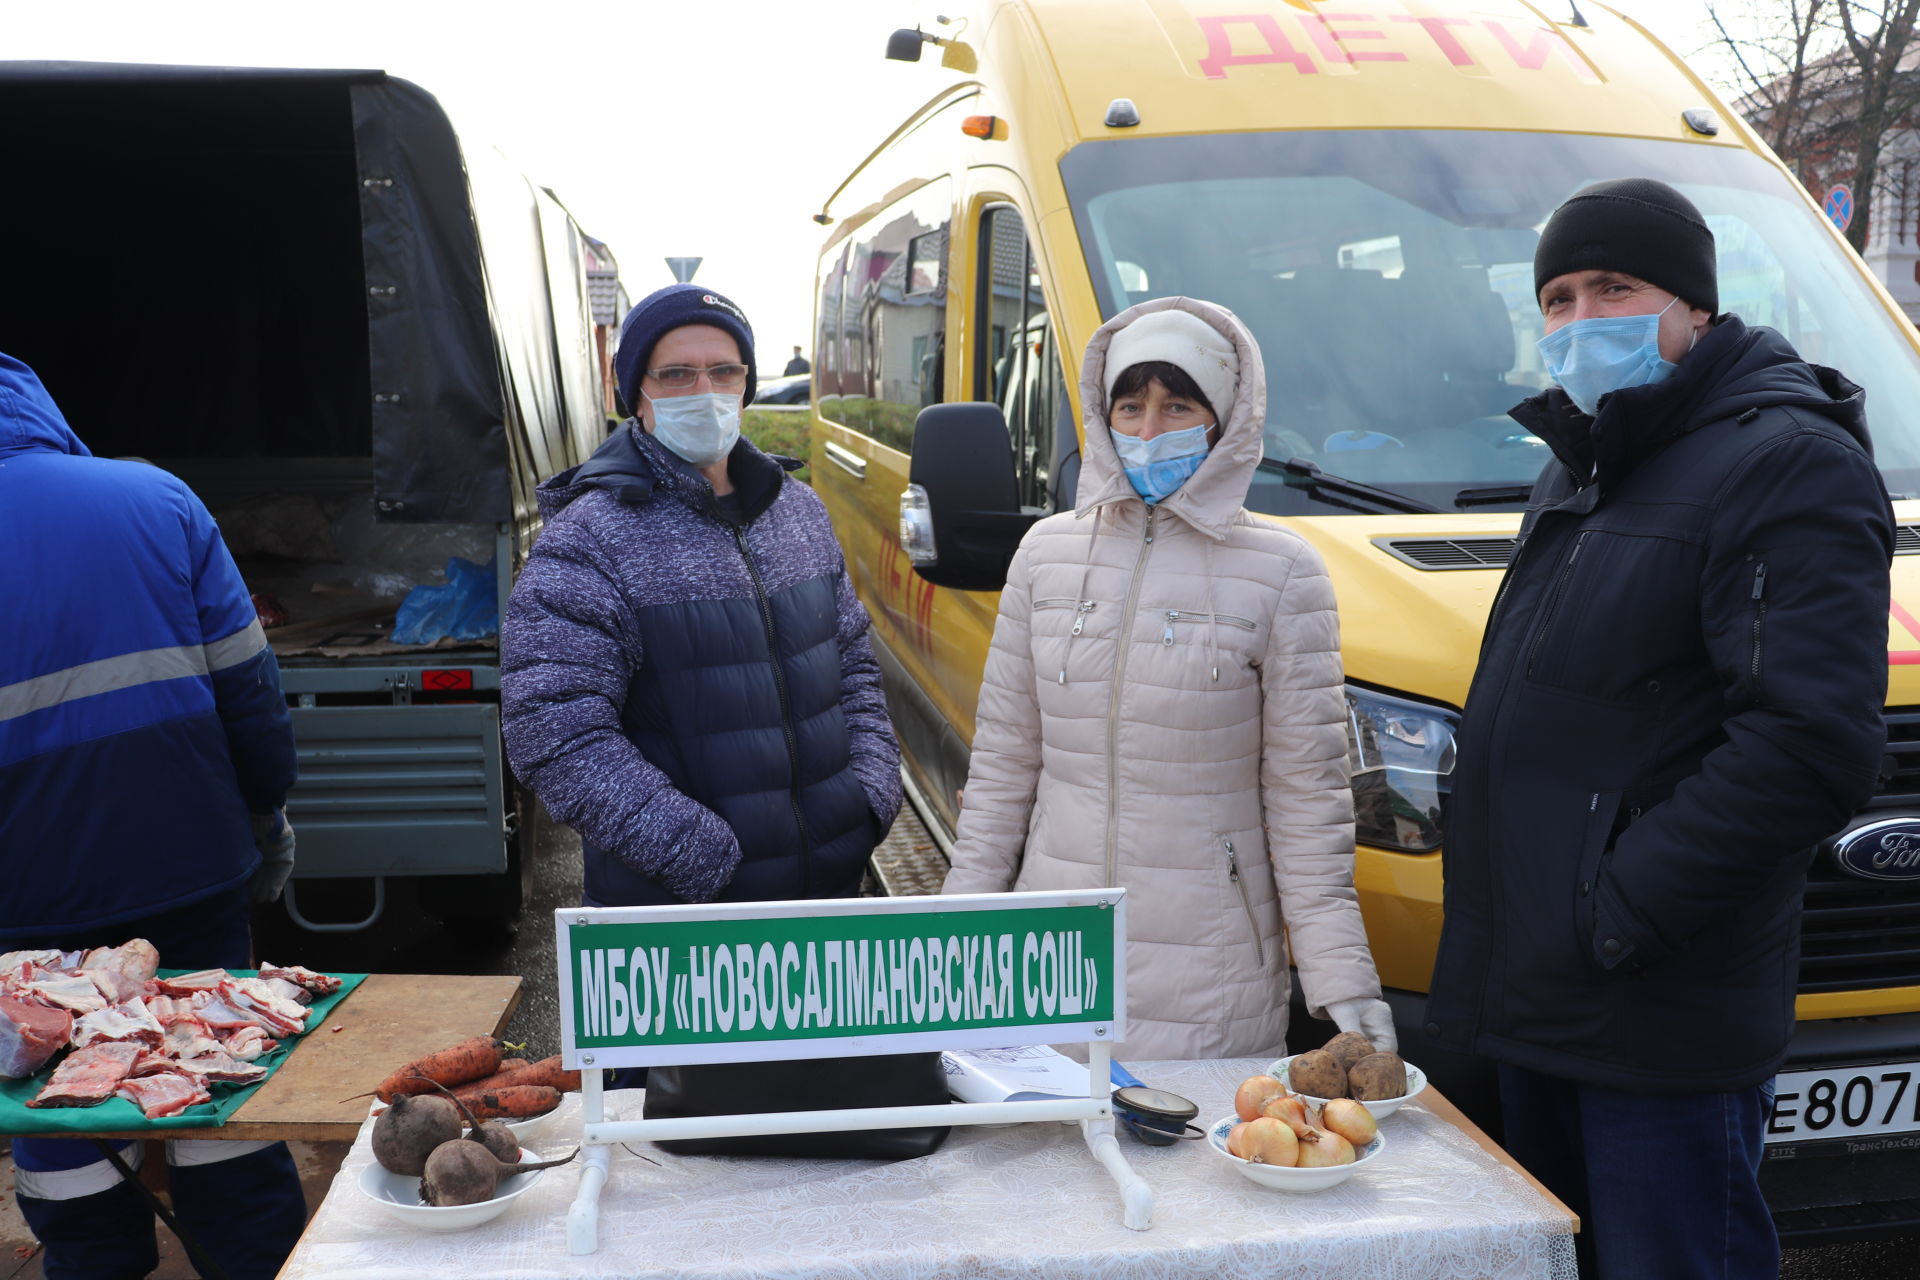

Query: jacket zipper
left=733, top=525, right=813, bottom=891
left=1161, top=610, right=1256, bottom=644
left=1226, top=839, right=1267, bottom=965
left=1525, top=530, right=1591, bottom=677
left=1106, top=506, right=1158, bottom=886
left=1038, top=599, right=1097, bottom=684
left=1750, top=562, right=1769, bottom=704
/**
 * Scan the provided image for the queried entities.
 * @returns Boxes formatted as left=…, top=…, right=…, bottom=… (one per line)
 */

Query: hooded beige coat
left=943, top=297, right=1382, bottom=1061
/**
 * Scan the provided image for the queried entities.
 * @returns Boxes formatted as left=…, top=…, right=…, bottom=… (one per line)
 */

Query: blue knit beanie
left=612, top=284, right=757, bottom=415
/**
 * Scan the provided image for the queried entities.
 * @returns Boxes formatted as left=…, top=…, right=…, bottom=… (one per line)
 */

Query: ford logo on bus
left=1830, top=818, right=1920, bottom=882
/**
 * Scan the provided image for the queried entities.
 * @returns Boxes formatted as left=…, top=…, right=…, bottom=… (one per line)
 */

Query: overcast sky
left=7, top=1, right=1729, bottom=375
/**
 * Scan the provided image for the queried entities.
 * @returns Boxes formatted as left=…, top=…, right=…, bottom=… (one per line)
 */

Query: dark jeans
left=1498, top=1063, right=1778, bottom=1280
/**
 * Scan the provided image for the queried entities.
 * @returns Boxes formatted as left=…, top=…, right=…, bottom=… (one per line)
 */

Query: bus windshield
left=1062, top=130, right=1920, bottom=515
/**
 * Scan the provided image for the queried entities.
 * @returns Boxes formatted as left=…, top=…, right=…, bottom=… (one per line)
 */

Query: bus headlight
left=1346, top=685, right=1456, bottom=854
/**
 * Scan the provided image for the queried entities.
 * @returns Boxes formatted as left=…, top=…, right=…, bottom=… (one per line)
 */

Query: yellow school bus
left=810, top=0, right=1920, bottom=1239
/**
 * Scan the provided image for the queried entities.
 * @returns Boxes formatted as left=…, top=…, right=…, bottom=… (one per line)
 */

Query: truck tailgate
left=285, top=704, right=505, bottom=877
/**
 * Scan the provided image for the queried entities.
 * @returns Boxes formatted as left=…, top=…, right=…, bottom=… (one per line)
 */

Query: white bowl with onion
left=1266, top=1053, right=1427, bottom=1120
left=1207, top=1114, right=1385, bottom=1192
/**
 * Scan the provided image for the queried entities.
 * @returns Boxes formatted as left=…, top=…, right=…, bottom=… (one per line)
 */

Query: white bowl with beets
left=357, top=1147, right=548, bottom=1232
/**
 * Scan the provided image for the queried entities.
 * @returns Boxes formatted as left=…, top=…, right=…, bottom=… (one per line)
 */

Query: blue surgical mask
left=1536, top=296, right=1682, bottom=416
left=1112, top=422, right=1211, bottom=504
left=643, top=390, right=741, bottom=466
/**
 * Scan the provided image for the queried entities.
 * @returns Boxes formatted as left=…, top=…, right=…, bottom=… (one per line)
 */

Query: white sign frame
left=557, top=890, right=1152, bottom=1252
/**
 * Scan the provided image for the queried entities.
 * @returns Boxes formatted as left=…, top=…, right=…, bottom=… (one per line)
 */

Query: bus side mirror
left=902, top=403, right=1036, bottom=590
left=886, top=28, right=926, bottom=61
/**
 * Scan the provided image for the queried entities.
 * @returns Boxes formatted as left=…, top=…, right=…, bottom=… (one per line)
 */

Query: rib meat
left=232, top=978, right=309, bottom=1029
left=172, top=1050, right=268, bottom=1085
left=19, top=971, right=108, bottom=1015
left=115, top=1070, right=211, bottom=1119
left=28, top=1041, right=143, bottom=1108
left=257, top=964, right=342, bottom=997
left=219, top=1026, right=277, bottom=1061
left=0, top=996, right=73, bottom=1078
left=151, top=970, right=232, bottom=997
left=70, top=1000, right=165, bottom=1051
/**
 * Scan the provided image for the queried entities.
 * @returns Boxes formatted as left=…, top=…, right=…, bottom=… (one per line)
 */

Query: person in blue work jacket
left=0, top=353, right=308, bottom=1280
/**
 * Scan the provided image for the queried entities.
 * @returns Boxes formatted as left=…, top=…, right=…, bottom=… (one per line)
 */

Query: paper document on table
left=940, top=1045, right=1106, bottom=1103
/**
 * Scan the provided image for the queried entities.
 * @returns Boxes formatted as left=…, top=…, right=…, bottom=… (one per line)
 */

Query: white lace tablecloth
left=282, top=1058, right=1577, bottom=1280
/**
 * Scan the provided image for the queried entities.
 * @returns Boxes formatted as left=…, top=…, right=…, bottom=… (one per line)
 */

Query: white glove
left=249, top=809, right=296, bottom=904
left=1326, top=997, right=1398, bottom=1054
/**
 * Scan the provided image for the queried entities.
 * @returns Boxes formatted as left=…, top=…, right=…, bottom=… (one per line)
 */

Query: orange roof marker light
left=962, top=114, right=1005, bottom=140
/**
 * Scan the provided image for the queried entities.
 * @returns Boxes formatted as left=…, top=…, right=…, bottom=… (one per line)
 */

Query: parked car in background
left=754, top=373, right=813, bottom=405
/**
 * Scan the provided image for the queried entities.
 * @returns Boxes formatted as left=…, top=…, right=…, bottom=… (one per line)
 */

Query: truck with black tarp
left=0, top=61, right=614, bottom=932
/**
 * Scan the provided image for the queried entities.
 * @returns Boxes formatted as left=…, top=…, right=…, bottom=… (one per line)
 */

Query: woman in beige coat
left=943, top=296, right=1393, bottom=1062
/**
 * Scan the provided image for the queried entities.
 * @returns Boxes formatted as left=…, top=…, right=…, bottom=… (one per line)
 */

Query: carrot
left=496, top=1058, right=531, bottom=1073
left=370, top=1036, right=505, bottom=1103
left=456, top=1085, right=561, bottom=1120
left=450, top=1055, right=581, bottom=1102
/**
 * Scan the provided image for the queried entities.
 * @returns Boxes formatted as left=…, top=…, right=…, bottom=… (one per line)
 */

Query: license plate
left=1765, top=1060, right=1920, bottom=1144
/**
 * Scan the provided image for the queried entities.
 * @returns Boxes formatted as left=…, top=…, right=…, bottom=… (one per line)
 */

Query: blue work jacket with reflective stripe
left=0, top=353, right=297, bottom=938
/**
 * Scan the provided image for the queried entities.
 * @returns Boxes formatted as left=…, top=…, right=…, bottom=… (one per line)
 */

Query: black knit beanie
left=1534, top=178, right=1718, bottom=316
left=613, top=284, right=758, bottom=415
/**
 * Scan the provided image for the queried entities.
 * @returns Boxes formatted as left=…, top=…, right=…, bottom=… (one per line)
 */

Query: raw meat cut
left=0, top=950, right=65, bottom=979
left=28, top=1041, right=142, bottom=1108
left=0, top=996, right=73, bottom=1078
left=233, top=978, right=309, bottom=1028
left=172, top=1050, right=267, bottom=1085
left=19, top=971, right=108, bottom=1015
left=80, top=939, right=159, bottom=1003
left=258, top=977, right=311, bottom=1007
left=151, top=970, right=232, bottom=997
left=193, top=982, right=302, bottom=1038
left=159, top=1015, right=223, bottom=1061
left=219, top=1026, right=276, bottom=1061
left=70, top=1000, right=165, bottom=1050
left=257, top=964, right=342, bottom=997
left=116, top=1071, right=211, bottom=1119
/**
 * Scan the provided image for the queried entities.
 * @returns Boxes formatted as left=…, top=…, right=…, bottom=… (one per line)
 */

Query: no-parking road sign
left=1825, top=185, right=1854, bottom=233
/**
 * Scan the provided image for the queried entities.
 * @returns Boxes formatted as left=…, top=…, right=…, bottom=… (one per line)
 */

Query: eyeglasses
left=646, top=363, right=750, bottom=391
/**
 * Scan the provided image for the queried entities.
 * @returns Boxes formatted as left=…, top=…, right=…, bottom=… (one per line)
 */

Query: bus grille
left=1797, top=709, right=1920, bottom=993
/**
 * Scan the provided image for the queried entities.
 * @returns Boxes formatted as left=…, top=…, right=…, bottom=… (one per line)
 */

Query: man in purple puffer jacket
left=501, top=285, right=900, bottom=910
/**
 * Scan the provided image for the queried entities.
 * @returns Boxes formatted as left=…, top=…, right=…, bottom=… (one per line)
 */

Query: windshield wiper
left=1452, top=484, right=1535, bottom=510
left=1257, top=457, right=1440, bottom=515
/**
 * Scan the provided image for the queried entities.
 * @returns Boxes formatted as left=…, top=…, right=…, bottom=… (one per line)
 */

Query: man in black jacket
left=1427, top=179, right=1893, bottom=1278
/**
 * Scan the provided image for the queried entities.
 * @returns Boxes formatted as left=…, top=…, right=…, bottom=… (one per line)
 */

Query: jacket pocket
left=1159, top=610, right=1257, bottom=645
left=1525, top=530, right=1591, bottom=681
left=1748, top=561, right=1769, bottom=707
left=1573, top=790, right=1623, bottom=971
left=1225, top=838, right=1267, bottom=966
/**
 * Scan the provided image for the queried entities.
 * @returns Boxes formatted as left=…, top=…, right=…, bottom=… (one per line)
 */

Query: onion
left=1294, top=1127, right=1356, bottom=1168
left=1234, top=1074, right=1290, bottom=1122
left=1260, top=1094, right=1318, bottom=1138
left=1226, top=1121, right=1250, bottom=1158
left=1239, top=1116, right=1300, bottom=1167
left=1320, top=1098, right=1378, bottom=1148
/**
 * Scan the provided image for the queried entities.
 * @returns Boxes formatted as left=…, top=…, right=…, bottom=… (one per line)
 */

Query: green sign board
left=556, top=891, right=1125, bottom=1069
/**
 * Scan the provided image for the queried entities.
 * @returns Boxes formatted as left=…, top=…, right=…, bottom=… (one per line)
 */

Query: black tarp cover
left=0, top=61, right=603, bottom=525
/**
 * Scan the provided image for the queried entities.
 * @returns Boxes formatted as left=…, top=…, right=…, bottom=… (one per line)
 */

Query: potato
left=1348, top=1051, right=1410, bottom=1101
left=1285, top=1049, right=1349, bottom=1099
left=1321, top=1031, right=1376, bottom=1073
